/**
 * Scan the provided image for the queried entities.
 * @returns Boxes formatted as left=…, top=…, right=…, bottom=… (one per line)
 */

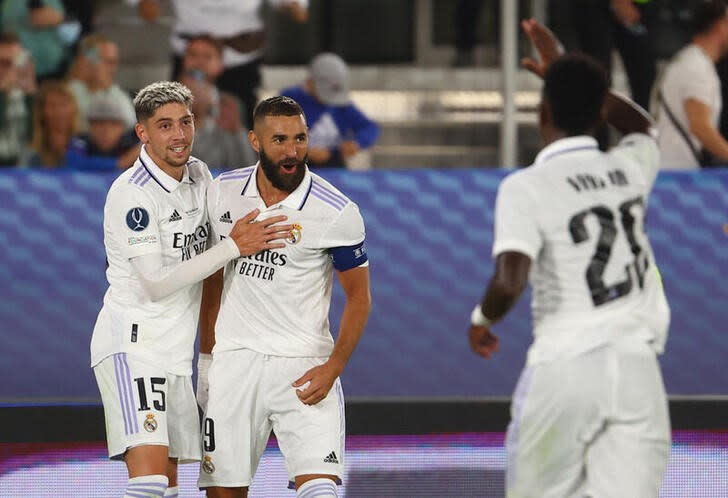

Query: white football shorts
left=198, top=349, right=345, bottom=489
left=94, top=352, right=201, bottom=463
left=505, top=341, right=671, bottom=498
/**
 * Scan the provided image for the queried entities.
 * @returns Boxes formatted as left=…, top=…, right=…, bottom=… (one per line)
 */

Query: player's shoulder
left=608, top=132, right=660, bottom=186
left=306, top=171, right=356, bottom=214
left=112, top=162, right=150, bottom=193
left=612, top=132, right=657, bottom=155
left=186, top=155, right=212, bottom=183
left=212, top=164, right=257, bottom=185
left=499, top=164, right=542, bottom=193
left=104, top=163, right=156, bottom=209
left=609, top=133, right=658, bottom=166
left=207, top=165, right=257, bottom=206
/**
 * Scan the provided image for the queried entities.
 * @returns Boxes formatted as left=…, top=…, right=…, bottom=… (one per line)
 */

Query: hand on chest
left=219, top=205, right=326, bottom=282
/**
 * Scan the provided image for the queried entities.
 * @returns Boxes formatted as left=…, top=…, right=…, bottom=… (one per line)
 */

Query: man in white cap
left=281, top=52, right=379, bottom=168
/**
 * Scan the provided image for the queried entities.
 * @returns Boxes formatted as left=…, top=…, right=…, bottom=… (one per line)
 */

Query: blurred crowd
left=0, top=0, right=379, bottom=172
left=0, top=0, right=726, bottom=172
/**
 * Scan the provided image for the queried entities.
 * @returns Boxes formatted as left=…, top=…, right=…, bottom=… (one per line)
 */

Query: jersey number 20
left=569, top=196, right=649, bottom=307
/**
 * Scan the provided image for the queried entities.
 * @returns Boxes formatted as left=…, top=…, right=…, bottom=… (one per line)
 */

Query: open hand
left=229, top=208, right=294, bottom=256
left=520, top=18, right=564, bottom=79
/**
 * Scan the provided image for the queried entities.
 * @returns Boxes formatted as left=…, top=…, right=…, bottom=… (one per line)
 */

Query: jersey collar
left=138, top=145, right=192, bottom=193
left=534, top=136, right=599, bottom=166
left=242, top=162, right=313, bottom=211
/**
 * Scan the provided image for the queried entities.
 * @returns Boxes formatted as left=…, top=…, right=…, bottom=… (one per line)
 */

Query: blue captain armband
left=329, top=240, right=368, bottom=271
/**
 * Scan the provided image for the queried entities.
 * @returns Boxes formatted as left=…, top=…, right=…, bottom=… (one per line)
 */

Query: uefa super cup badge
left=202, top=456, right=215, bottom=474
left=286, top=223, right=303, bottom=244
left=144, top=414, right=158, bottom=432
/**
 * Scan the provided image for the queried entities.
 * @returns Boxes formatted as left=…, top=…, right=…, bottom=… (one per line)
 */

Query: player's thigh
left=506, top=353, right=606, bottom=498
left=585, top=351, right=671, bottom=498
left=268, top=356, right=345, bottom=485
left=166, top=373, right=201, bottom=463
left=198, top=349, right=271, bottom=489
left=94, top=353, right=173, bottom=461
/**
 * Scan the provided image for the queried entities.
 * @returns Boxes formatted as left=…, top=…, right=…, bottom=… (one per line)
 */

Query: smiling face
left=135, top=102, right=194, bottom=176
left=250, top=113, right=308, bottom=193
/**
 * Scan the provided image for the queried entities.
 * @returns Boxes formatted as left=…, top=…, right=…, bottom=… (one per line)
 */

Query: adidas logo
left=169, top=209, right=182, bottom=222
left=323, top=451, right=339, bottom=464
left=219, top=211, right=232, bottom=223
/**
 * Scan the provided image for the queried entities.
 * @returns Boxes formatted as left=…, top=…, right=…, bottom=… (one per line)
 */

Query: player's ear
left=135, top=122, right=148, bottom=144
left=248, top=129, right=260, bottom=153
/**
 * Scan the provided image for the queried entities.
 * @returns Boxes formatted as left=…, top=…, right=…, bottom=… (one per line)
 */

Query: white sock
left=296, top=477, right=338, bottom=497
left=163, top=485, right=179, bottom=497
left=124, top=474, right=168, bottom=498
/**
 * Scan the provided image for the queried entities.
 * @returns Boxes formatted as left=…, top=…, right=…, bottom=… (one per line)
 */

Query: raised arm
left=521, top=17, right=654, bottom=136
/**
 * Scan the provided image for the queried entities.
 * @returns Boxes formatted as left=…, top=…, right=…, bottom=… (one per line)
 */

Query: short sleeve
left=320, top=202, right=368, bottom=271
left=678, top=60, right=714, bottom=107
left=106, top=184, right=161, bottom=259
left=491, top=172, right=542, bottom=260
left=612, top=133, right=660, bottom=189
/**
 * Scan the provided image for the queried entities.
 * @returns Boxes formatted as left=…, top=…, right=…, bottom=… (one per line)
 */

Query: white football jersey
left=90, top=146, right=212, bottom=375
left=493, top=134, right=670, bottom=365
left=207, top=164, right=368, bottom=357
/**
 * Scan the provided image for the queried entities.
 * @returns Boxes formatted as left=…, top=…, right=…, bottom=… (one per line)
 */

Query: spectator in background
left=452, top=0, right=484, bottom=67
left=281, top=53, right=380, bottom=169
left=0, top=0, right=79, bottom=80
left=64, top=96, right=139, bottom=171
left=66, top=34, right=136, bottom=133
left=548, top=0, right=658, bottom=110
left=655, top=0, right=728, bottom=168
left=128, top=0, right=309, bottom=128
left=181, top=34, right=224, bottom=85
left=61, top=0, right=95, bottom=41
left=0, top=32, right=35, bottom=167
left=179, top=70, right=256, bottom=169
left=21, top=79, right=78, bottom=168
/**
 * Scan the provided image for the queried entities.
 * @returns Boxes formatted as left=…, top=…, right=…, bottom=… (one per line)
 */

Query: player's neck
left=256, top=169, right=289, bottom=207
left=541, top=128, right=569, bottom=147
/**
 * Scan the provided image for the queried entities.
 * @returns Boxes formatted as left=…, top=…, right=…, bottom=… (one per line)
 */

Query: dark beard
left=259, top=147, right=307, bottom=193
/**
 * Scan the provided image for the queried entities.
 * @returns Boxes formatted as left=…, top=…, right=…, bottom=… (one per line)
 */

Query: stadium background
left=2, top=0, right=728, bottom=496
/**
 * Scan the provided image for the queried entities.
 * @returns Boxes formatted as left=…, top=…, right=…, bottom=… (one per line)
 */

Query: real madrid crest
left=144, top=414, right=158, bottom=432
left=286, top=223, right=302, bottom=244
left=202, top=455, right=216, bottom=474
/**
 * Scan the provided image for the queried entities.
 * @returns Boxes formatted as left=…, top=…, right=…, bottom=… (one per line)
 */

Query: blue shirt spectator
left=64, top=96, right=139, bottom=171
left=281, top=53, right=379, bottom=168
